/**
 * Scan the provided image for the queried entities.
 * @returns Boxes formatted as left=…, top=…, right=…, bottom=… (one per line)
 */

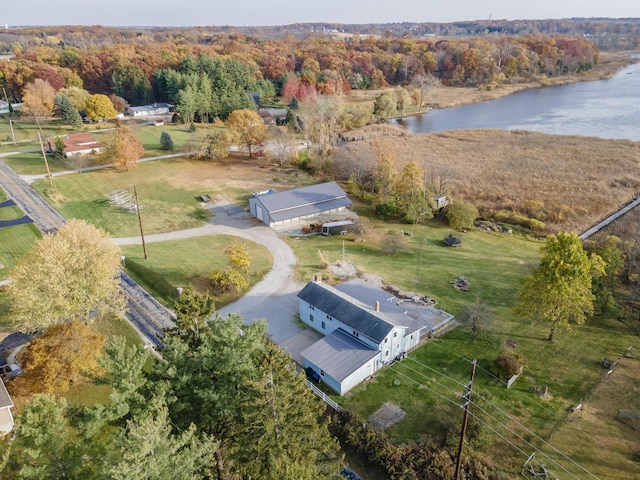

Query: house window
left=310, top=314, right=314, bottom=322
left=385, top=351, right=389, bottom=356
left=410, top=335, right=413, bottom=340
left=310, top=306, right=315, bottom=310
left=320, top=370, right=325, bottom=377
left=393, top=332, right=397, bottom=338
left=384, top=338, right=388, bottom=343
left=321, top=321, right=326, bottom=330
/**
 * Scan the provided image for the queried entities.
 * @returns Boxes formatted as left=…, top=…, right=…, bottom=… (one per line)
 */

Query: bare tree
left=269, top=126, right=295, bottom=166
left=411, top=73, right=440, bottom=113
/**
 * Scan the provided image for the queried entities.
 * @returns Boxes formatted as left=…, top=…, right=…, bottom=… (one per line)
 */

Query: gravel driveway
left=113, top=199, right=307, bottom=344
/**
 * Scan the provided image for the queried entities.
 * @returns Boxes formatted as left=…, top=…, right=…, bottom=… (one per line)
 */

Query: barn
left=249, top=181, right=353, bottom=229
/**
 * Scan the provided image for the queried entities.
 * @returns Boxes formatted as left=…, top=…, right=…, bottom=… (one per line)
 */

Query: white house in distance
left=126, top=103, right=173, bottom=117
left=249, top=181, right=353, bottom=229
left=298, top=278, right=455, bottom=395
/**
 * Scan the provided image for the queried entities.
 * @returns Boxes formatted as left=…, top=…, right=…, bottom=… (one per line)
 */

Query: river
left=392, top=58, right=640, bottom=141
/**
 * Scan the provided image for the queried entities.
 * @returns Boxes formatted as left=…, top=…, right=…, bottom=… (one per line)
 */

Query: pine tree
left=235, top=342, right=343, bottom=480
left=159, top=130, right=174, bottom=151
left=13, top=394, right=74, bottom=479
left=54, top=94, right=83, bottom=129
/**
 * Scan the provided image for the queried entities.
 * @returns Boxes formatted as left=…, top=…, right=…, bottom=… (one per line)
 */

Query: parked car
left=0, top=354, right=22, bottom=381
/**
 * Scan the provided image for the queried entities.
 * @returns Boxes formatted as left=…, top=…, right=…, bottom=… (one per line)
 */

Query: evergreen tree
left=13, top=394, right=74, bottom=479
left=111, top=63, right=154, bottom=106
left=159, top=130, right=174, bottom=151
left=54, top=93, right=83, bottom=129
left=235, top=342, right=343, bottom=480
left=108, top=405, right=217, bottom=480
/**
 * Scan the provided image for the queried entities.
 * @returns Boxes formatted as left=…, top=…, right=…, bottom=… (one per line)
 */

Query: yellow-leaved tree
left=101, top=122, right=145, bottom=170
left=20, top=79, right=56, bottom=130
left=8, top=321, right=105, bottom=398
left=9, top=219, right=126, bottom=333
left=514, top=232, right=606, bottom=341
left=226, top=109, right=267, bottom=158
left=85, top=93, right=117, bottom=121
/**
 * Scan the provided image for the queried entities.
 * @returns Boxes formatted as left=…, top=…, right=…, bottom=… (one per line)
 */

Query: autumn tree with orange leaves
left=102, top=122, right=145, bottom=170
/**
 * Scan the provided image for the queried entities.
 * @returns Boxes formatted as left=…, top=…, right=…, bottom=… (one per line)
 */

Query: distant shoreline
left=422, top=51, right=639, bottom=110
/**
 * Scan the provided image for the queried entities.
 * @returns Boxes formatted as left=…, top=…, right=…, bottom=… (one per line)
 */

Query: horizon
left=4, top=0, right=639, bottom=28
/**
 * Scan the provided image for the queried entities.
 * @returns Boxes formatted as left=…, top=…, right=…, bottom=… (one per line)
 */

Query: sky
left=5, top=0, right=639, bottom=27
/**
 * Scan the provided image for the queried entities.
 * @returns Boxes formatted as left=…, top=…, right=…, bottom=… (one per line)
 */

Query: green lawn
left=288, top=218, right=639, bottom=476
left=121, top=235, right=273, bottom=307
left=30, top=158, right=224, bottom=237
left=0, top=223, right=40, bottom=283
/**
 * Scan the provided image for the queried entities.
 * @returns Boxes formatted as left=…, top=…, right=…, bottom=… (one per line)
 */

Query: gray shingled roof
left=297, top=281, right=394, bottom=343
left=301, top=329, right=379, bottom=383
left=255, top=181, right=352, bottom=223
left=335, top=279, right=452, bottom=334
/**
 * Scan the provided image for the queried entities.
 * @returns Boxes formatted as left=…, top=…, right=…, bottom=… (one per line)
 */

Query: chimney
left=313, top=272, right=322, bottom=283
left=375, top=300, right=380, bottom=312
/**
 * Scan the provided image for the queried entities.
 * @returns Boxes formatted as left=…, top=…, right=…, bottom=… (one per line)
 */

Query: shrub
left=491, top=352, right=524, bottom=381
left=446, top=200, right=478, bottom=230
left=376, top=201, right=401, bottom=218
left=160, top=130, right=174, bottom=150
left=380, top=231, right=408, bottom=255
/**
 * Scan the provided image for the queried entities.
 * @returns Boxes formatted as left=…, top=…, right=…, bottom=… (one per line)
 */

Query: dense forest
left=0, top=23, right=606, bottom=121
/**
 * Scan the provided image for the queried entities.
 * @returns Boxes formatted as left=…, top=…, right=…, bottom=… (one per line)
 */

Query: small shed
left=434, top=195, right=450, bottom=210
left=321, top=220, right=354, bottom=236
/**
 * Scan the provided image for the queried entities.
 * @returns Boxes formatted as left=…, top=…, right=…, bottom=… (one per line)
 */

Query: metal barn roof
left=254, top=181, right=352, bottom=223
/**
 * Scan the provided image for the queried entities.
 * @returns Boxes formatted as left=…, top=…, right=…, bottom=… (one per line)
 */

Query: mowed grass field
left=26, top=155, right=312, bottom=238
left=287, top=212, right=640, bottom=477
left=121, top=235, right=273, bottom=307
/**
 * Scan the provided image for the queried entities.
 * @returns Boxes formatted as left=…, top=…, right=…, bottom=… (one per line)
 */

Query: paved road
left=0, top=158, right=175, bottom=348
left=0, top=159, right=65, bottom=233
left=114, top=200, right=306, bottom=344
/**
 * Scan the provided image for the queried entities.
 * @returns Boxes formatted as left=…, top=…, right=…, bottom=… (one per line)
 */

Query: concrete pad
left=279, top=328, right=324, bottom=367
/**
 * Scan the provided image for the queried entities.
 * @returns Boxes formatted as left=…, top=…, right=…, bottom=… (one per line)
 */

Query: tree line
left=1, top=30, right=600, bottom=113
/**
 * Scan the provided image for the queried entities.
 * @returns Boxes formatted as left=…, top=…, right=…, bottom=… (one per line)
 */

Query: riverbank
left=347, top=51, right=639, bottom=111
left=426, top=51, right=639, bottom=109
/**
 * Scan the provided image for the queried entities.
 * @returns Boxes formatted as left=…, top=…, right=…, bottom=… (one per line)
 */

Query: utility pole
left=133, top=184, right=147, bottom=259
left=8, top=119, right=16, bottom=144
left=37, top=132, right=54, bottom=187
left=455, top=359, right=477, bottom=480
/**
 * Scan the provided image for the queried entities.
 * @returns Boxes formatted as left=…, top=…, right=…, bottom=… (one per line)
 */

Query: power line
left=469, top=394, right=601, bottom=480
left=393, top=358, right=600, bottom=480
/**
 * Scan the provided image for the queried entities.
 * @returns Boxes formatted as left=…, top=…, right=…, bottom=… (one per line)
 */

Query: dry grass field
left=333, top=128, right=640, bottom=234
